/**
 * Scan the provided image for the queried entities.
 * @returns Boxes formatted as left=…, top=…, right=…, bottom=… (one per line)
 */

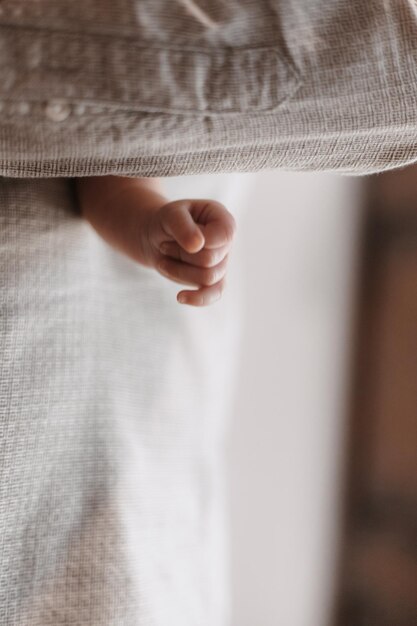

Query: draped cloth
left=1, top=1, right=416, bottom=624
left=1, top=0, right=417, bottom=177
left=0, top=172, right=247, bottom=626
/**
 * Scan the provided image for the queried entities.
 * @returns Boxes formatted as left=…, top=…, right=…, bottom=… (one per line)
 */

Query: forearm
left=74, top=175, right=168, bottom=266
left=75, top=175, right=168, bottom=225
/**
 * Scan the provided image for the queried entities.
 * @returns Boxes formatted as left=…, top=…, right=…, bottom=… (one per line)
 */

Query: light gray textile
left=0, top=175, right=242, bottom=625
left=0, top=1, right=415, bottom=624
left=1, top=0, right=417, bottom=177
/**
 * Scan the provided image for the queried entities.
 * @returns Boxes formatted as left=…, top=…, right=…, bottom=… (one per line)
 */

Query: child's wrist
left=75, top=176, right=167, bottom=269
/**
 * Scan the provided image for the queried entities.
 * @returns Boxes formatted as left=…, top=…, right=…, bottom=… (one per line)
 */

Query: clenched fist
left=75, top=176, right=237, bottom=307
left=145, top=198, right=236, bottom=306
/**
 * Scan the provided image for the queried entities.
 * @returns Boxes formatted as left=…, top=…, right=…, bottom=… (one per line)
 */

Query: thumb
left=160, top=202, right=205, bottom=253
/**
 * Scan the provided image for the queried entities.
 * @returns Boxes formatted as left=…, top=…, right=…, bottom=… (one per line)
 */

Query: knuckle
left=213, top=200, right=227, bottom=211
left=202, top=268, right=218, bottom=286
left=204, top=261, right=227, bottom=285
left=224, top=221, right=236, bottom=244
left=202, top=257, right=228, bottom=285
left=205, top=198, right=226, bottom=210
left=216, top=278, right=226, bottom=298
left=201, top=249, right=219, bottom=268
left=228, top=211, right=237, bottom=228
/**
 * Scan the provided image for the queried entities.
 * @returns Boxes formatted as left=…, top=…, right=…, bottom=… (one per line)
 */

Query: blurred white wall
left=225, top=169, right=363, bottom=626
left=162, top=169, right=362, bottom=626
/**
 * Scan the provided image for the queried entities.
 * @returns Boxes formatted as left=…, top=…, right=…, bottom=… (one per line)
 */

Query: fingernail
left=178, top=294, right=187, bottom=304
left=160, top=243, right=169, bottom=254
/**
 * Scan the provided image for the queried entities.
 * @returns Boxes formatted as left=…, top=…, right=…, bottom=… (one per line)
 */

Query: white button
left=16, top=102, right=30, bottom=115
left=45, top=100, right=71, bottom=122
left=74, top=104, right=87, bottom=116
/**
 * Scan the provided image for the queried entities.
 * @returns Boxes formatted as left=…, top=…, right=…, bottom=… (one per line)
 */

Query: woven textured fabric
left=1, top=0, right=417, bottom=177
left=1, top=1, right=416, bottom=624
left=0, top=174, right=243, bottom=625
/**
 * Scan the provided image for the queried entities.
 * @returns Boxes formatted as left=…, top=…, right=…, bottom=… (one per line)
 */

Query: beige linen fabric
left=1, top=1, right=416, bottom=625
left=1, top=0, right=417, bottom=177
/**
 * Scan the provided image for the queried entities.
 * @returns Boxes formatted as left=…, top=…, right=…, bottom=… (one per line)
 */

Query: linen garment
left=0, top=172, right=247, bottom=626
left=0, top=0, right=417, bottom=177
left=0, top=1, right=416, bottom=625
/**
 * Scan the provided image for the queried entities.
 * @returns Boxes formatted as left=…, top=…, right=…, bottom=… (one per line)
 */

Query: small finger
left=157, top=254, right=229, bottom=287
left=160, top=202, right=205, bottom=253
left=159, top=241, right=229, bottom=267
left=177, top=278, right=227, bottom=307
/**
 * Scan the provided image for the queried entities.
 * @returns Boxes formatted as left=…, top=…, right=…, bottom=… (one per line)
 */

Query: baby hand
left=145, top=199, right=237, bottom=306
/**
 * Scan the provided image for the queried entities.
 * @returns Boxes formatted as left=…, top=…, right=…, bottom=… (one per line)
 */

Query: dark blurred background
left=221, top=165, right=417, bottom=626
